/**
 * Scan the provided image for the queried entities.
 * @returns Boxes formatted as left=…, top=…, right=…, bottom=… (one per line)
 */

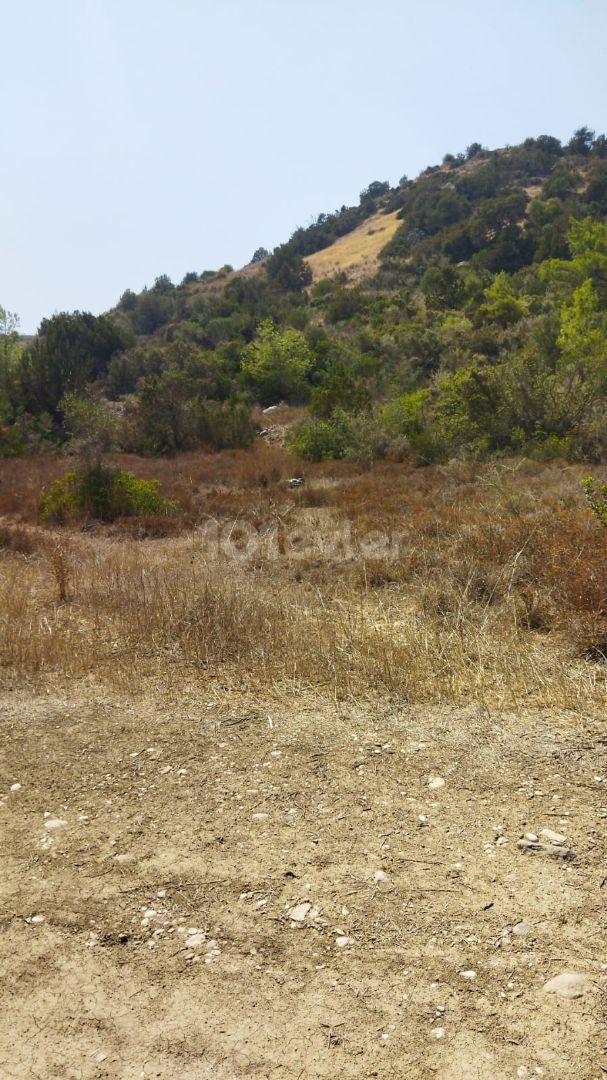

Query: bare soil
left=1, top=684, right=605, bottom=1078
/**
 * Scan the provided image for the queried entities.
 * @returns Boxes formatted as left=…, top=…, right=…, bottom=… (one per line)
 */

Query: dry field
left=304, top=209, right=401, bottom=283
left=0, top=448, right=606, bottom=1078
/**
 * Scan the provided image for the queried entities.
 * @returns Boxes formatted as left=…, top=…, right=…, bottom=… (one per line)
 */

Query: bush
left=583, top=476, right=607, bottom=526
left=288, top=414, right=351, bottom=461
left=39, top=466, right=178, bottom=524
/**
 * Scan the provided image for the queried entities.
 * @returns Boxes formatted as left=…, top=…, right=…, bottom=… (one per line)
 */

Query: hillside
left=2, top=127, right=607, bottom=467
left=304, top=208, right=401, bottom=282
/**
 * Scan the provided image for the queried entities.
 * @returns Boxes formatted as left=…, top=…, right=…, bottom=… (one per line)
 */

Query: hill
left=3, top=126, right=607, bottom=466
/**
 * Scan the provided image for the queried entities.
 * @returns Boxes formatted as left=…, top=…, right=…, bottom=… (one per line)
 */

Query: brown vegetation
left=0, top=449, right=605, bottom=711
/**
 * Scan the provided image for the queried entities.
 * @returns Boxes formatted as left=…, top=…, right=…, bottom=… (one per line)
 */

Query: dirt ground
left=1, top=684, right=605, bottom=1079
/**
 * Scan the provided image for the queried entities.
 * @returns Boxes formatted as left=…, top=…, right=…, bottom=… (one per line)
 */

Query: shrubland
left=0, top=446, right=605, bottom=712
left=2, top=129, right=607, bottom=471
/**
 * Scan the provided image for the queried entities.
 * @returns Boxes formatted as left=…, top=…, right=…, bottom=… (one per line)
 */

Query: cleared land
left=0, top=451, right=606, bottom=1078
left=304, top=210, right=401, bottom=283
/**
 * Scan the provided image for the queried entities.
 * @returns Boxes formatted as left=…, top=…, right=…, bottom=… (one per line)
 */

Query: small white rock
left=288, top=902, right=312, bottom=922
left=431, top=1027, right=445, bottom=1039
left=185, top=932, right=205, bottom=949
left=460, top=970, right=476, bottom=979
left=373, top=870, right=390, bottom=884
left=44, top=818, right=67, bottom=831
left=543, top=971, right=588, bottom=999
left=539, top=828, right=566, bottom=845
left=512, top=921, right=530, bottom=936
left=335, top=935, right=353, bottom=948
left=113, top=853, right=135, bottom=865
left=524, top=833, right=538, bottom=842
left=428, top=776, right=445, bottom=790
left=252, top=812, right=268, bottom=821
left=10, top=783, right=21, bottom=793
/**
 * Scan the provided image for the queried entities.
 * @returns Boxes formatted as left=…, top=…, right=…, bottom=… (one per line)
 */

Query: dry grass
left=304, top=209, right=401, bottom=283
left=1, top=450, right=606, bottom=711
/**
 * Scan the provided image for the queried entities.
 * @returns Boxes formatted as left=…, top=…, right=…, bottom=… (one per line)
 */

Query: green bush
left=288, top=414, right=351, bottom=461
left=39, top=466, right=178, bottom=524
left=582, top=477, right=607, bottom=526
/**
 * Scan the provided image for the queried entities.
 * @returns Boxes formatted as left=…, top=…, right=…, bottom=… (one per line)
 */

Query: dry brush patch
left=0, top=455, right=605, bottom=712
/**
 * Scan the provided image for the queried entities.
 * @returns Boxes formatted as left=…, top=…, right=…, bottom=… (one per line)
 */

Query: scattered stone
left=252, top=812, right=268, bottom=821
left=496, top=836, right=508, bottom=846
left=44, top=818, right=67, bottom=831
left=204, top=939, right=221, bottom=963
left=10, top=783, right=21, bottom=793
left=288, top=902, right=312, bottom=922
left=431, top=1027, right=445, bottom=1039
left=517, top=839, right=575, bottom=860
left=512, top=921, right=530, bottom=936
left=113, top=853, right=135, bottom=865
left=159, top=765, right=172, bottom=775
left=335, top=935, right=353, bottom=948
left=524, top=832, right=538, bottom=843
left=373, top=870, right=390, bottom=884
left=543, top=972, right=588, bottom=999
left=539, top=828, right=566, bottom=845
left=184, top=931, right=205, bottom=949
left=460, top=970, right=476, bottom=979
left=428, top=776, right=445, bottom=790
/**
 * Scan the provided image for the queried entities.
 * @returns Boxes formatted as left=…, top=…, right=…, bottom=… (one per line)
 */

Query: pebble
left=252, top=812, right=268, bottom=821
left=10, top=783, right=21, bottom=793
left=335, top=935, right=353, bottom=948
left=289, top=902, right=312, bottom=922
left=524, top=832, right=538, bottom=842
left=185, top=931, right=205, bottom=949
left=373, top=870, right=390, bottom=884
left=460, top=970, right=476, bottom=979
left=44, top=818, right=67, bottom=831
left=543, top=971, right=588, bottom=999
left=512, top=921, right=530, bottom=936
left=428, top=777, right=445, bottom=790
left=539, top=828, right=566, bottom=845
left=113, top=853, right=135, bottom=865
left=431, top=1027, right=445, bottom=1039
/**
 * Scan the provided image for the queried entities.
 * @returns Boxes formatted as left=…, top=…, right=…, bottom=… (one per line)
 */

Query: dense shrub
left=39, top=466, right=178, bottom=524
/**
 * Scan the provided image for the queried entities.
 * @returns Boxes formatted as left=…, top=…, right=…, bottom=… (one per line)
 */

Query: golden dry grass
left=1, top=451, right=605, bottom=713
left=304, top=209, right=401, bottom=283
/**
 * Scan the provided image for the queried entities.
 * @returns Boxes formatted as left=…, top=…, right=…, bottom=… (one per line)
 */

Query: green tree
left=241, top=320, right=314, bottom=403
left=0, top=305, right=20, bottom=390
left=61, top=392, right=118, bottom=468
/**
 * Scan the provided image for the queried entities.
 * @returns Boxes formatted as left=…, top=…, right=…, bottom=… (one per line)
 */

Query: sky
left=2, top=0, right=607, bottom=332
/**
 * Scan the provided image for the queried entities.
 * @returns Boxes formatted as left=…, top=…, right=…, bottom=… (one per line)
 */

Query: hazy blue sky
left=2, top=0, right=606, bottom=331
